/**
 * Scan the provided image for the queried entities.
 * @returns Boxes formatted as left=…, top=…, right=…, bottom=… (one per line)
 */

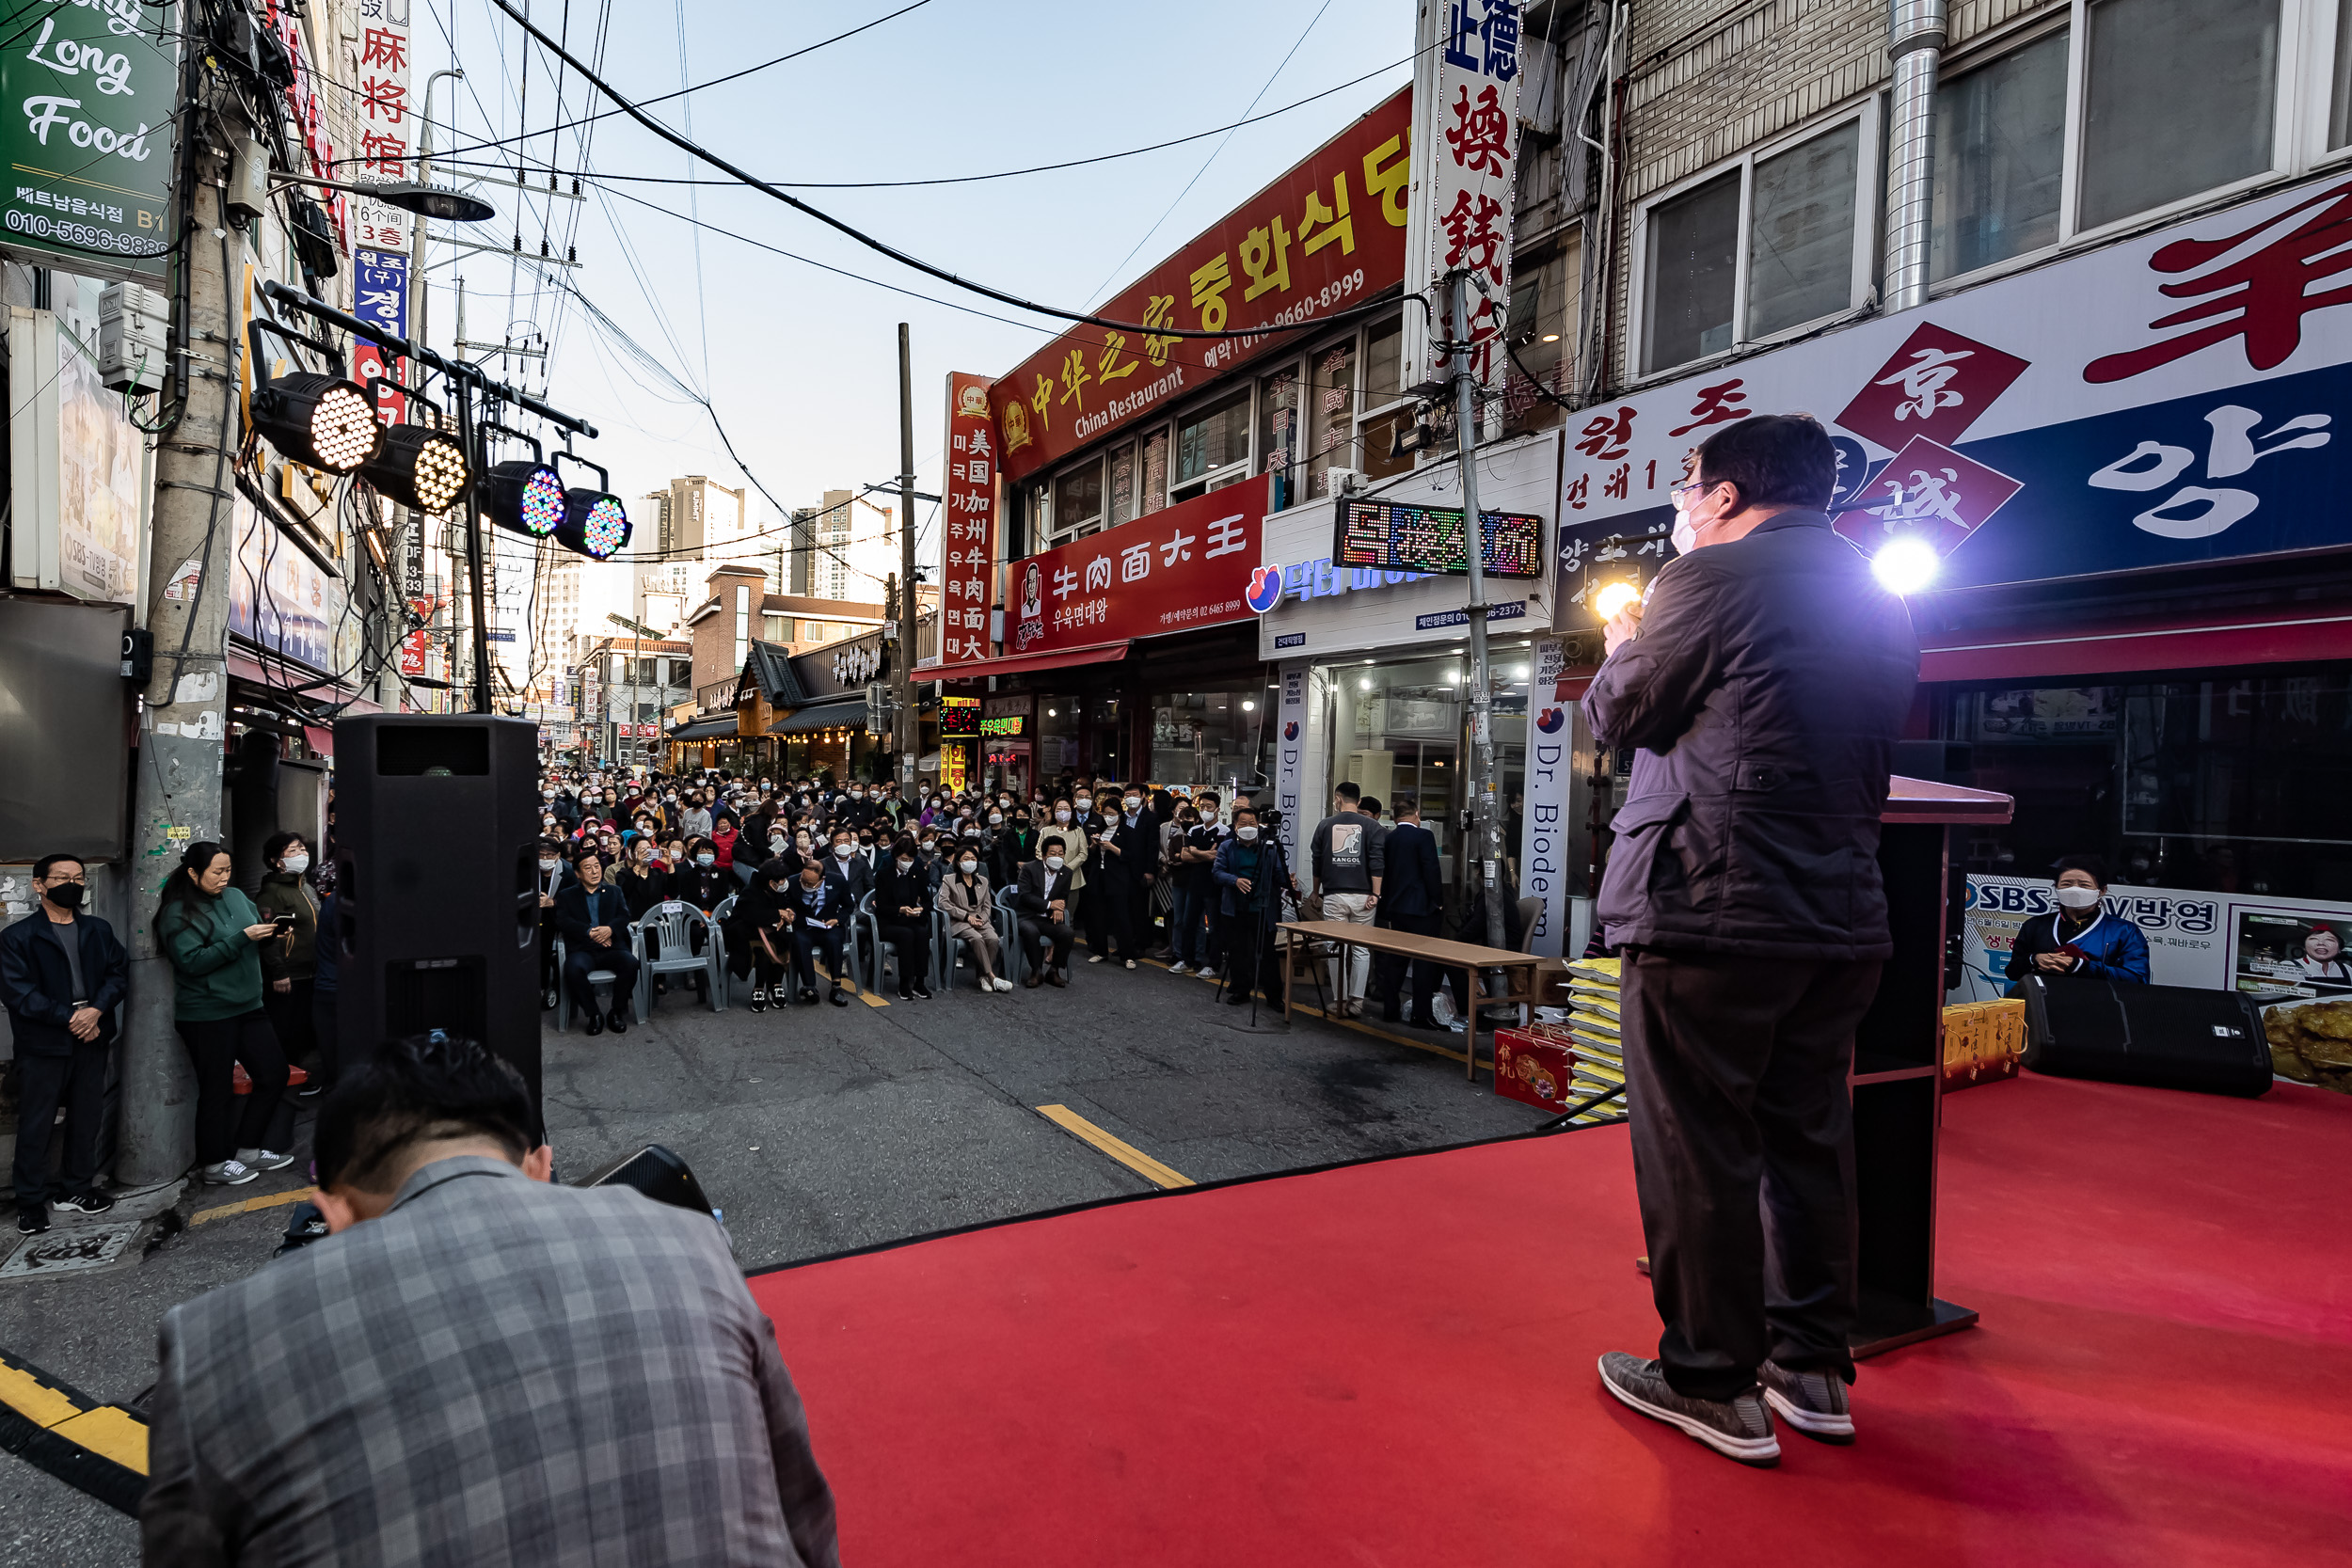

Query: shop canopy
left=770, top=696, right=866, bottom=736
left=668, top=715, right=739, bottom=742
left=932, top=640, right=1130, bottom=683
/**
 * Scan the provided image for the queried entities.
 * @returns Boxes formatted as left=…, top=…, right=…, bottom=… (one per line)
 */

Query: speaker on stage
left=2019, top=974, right=2274, bottom=1098
left=332, top=716, right=545, bottom=1118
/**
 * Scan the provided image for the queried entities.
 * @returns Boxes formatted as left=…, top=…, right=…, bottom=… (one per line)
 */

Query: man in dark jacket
left=552, top=852, right=639, bottom=1037
left=1100, top=788, right=1156, bottom=969
left=0, top=855, right=128, bottom=1230
left=1015, top=839, right=1077, bottom=987
left=1582, top=413, right=1918, bottom=1465
left=1372, top=801, right=1445, bottom=1026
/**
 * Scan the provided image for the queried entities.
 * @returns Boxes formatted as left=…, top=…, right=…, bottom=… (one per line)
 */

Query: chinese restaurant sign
left=1402, top=0, right=1525, bottom=403
left=344, top=0, right=413, bottom=253
left=940, top=372, right=999, bottom=667
left=1555, top=172, right=2352, bottom=611
left=993, top=86, right=1411, bottom=487
left=263, top=0, right=348, bottom=253
left=1008, top=487, right=1259, bottom=656
left=0, top=0, right=175, bottom=280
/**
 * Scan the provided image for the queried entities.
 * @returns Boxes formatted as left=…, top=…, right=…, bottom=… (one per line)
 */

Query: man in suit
left=823, top=827, right=874, bottom=906
left=532, top=836, right=576, bottom=1010
left=1100, top=787, right=1156, bottom=969
left=552, top=850, right=639, bottom=1036
left=0, top=854, right=130, bottom=1233
left=1372, top=801, right=1446, bottom=1027
left=787, top=856, right=855, bottom=1006
left=1065, top=794, right=1109, bottom=960
left=143, top=1033, right=838, bottom=1567
left=1016, top=835, right=1078, bottom=987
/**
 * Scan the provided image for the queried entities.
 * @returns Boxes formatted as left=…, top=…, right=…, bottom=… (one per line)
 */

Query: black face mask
left=43, top=880, right=85, bottom=911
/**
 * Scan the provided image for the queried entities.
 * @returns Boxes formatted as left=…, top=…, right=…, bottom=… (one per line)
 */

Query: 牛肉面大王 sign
left=1555, top=173, right=2352, bottom=614
left=993, top=86, right=1411, bottom=487
left=1007, top=487, right=1261, bottom=656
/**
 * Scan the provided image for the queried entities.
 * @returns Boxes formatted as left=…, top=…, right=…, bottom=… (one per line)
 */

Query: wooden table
left=1275, top=920, right=1547, bottom=1079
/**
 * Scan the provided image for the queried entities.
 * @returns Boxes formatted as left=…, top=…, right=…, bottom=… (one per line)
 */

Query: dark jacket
left=823, top=850, right=873, bottom=905
left=1016, top=859, right=1073, bottom=918
left=1378, top=822, right=1445, bottom=919
left=0, top=911, right=129, bottom=1057
left=159, top=888, right=268, bottom=1022
left=253, top=870, right=319, bottom=983
left=666, top=861, right=725, bottom=912
left=552, top=879, right=631, bottom=952
left=873, top=860, right=930, bottom=924
left=1213, top=834, right=1294, bottom=920
left=313, top=895, right=340, bottom=991
left=1104, top=810, right=1157, bottom=884
left=1582, top=512, right=1918, bottom=959
left=615, top=863, right=669, bottom=922
left=2005, top=908, right=2152, bottom=990
left=986, top=828, right=1034, bottom=889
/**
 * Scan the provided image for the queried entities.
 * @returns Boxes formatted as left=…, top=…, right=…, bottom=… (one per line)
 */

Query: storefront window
left=1327, top=654, right=1466, bottom=867
left=1037, top=697, right=1082, bottom=783
left=1949, top=672, right=2352, bottom=898
left=1150, top=689, right=1272, bottom=792
left=1358, top=313, right=1413, bottom=482
left=1138, top=427, right=1169, bottom=517
left=1107, top=441, right=1137, bottom=528
left=1051, top=461, right=1103, bottom=543
left=1261, top=367, right=1301, bottom=511
left=1305, top=339, right=1359, bottom=499
left=1172, top=386, right=1253, bottom=503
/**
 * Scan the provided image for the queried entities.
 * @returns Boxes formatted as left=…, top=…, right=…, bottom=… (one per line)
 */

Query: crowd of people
left=529, top=765, right=1359, bottom=1029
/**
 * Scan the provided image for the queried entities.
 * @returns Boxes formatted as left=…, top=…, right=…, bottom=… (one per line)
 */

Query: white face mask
left=1124, top=797, right=1140, bottom=812
left=280, top=853, right=310, bottom=876
left=696, top=853, right=715, bottom=867
left=1055, top=811, right=1072, bottom=824
left=959, top=858, right=978, bottom=875
left=834, top=844, right=855, bottom=859
left=2053, top=884, right=2102, bottom=911
left=771, top=834, right=788, bottom=849
left=1237, top=826, right=1260, bottom=842
left=538, top=859, right=560, bottom=872
left=898, top=858, right=915, bottom=871
left=1045, top=854, right=1066, bottom=872
left=1670, top=516, right=1698, bottom=557
left=989, top=814, right=1003, bottom=826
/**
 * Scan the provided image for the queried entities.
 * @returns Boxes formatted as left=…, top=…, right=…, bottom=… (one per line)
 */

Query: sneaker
left=1124, top=958, right=1138, bottom=971
left=17, top=1207, right=48, bottom=1235
left=237, top=1148, right=297, bottom=1173
left=1196, top=967, right=1217, bottom=980
left=53, top=1190, right=114, bottom=1217
left=201, top=1159, right=259, bottom=1186
left=1597, top=1353, right=1779, bottom=1466
left=898, top=988, right=914, bottom=1002
left=1088, top=953, right=1106, bottom=964
left=1168, top=962, right=1189, bottom=975
left=1759, top=1359, right=1855, bottom=1444
left=750, top=988, right=768, bottom=1013
left=912, top=978, right=932, bottom=999
left=993, top=977, right=1015, bottom=992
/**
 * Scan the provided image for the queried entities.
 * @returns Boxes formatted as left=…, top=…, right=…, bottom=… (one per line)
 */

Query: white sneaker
left=1196, top=967, right=1218, bottom=980
left=237, top=1148, right=296, bottom=1173
left=202, top=1159, right=258, bottom=1185
left=993, top=977, right=1014, bottom=992
left=1088, top=953, right=1106, bottom=964
left=1168, top=962, right=1189, bottom=975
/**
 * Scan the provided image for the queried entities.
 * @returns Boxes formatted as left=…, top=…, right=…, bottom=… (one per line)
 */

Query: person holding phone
left=156, top=843, right=294, bottom=1185
left=255, top=833, right=322, bottom=1098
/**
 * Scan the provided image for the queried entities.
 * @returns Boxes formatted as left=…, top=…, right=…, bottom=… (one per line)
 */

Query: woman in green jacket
left=155, top=842, right=294, bottom=1186
left=254, top=832, right=321, bottom=1097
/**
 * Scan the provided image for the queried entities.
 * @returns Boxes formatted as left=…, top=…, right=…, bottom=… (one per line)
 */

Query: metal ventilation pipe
left=1883, top=0, right=1948, bottom=311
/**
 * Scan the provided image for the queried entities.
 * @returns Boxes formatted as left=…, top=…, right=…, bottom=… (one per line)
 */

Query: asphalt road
left=0, top=954, right=1548, bottom=1558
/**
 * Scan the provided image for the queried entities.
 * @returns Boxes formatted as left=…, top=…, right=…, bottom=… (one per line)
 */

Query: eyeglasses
left=1668, top=477, right=1714, bottom=502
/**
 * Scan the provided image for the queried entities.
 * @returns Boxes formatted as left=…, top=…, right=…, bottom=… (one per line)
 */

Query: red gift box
left=1494, top=1028, right=1578, bottom=1111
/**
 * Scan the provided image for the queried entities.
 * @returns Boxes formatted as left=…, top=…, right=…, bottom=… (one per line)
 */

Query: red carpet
left=749, top=1075, right=2352, bottom=1567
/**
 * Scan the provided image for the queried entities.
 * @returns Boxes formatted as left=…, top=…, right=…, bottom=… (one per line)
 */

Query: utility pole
left=896, top=322, right=918, bottom=791
left=120, top=134, right=239, bottom=1184
left=1451, top=270, right=1507, bottom=950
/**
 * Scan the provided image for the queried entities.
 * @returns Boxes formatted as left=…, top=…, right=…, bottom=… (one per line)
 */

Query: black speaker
left=2019, top=974, right=2274, bottom=1097
left=578, top=1144, right=716, bottom=1220
left=332, top=716, right=544, bottom=1118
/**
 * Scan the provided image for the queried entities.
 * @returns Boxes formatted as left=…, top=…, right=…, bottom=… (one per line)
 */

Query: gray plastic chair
left=992, top=884, right=1027, bottom=988
left=551, top=933, right=619, bottom=1032
left=633, top=900, right=725, bottom=1018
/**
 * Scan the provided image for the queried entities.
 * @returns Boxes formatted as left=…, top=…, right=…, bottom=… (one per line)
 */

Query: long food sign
left=0, top=0, right=175, bottom=278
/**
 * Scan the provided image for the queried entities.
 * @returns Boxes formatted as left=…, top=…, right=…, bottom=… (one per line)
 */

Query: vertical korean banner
left=345, top=1, right=414, bottom=254
left=1273, top=659, right=1311, bottom=870
left=351, top=249, right=407, bottom=420
left=940, top=372, right=999, bottom=666
left=1519, top=636, right=1572, bottom=957
left=1401, top=0, right=1524, bottom=420
left=0, top=0, right=176, bottom=281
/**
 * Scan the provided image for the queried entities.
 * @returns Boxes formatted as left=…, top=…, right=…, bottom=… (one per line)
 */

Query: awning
left=771, top=697, right=866, bottom=736
left=933, top=640, right=1131, bottom=682
left=668, top=715, right=739, bottom=741
left=1918, top=607, right=2352, bottom=684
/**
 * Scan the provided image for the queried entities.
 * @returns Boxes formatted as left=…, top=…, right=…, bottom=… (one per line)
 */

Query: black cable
left=485, top=0, right=1422, bottom=344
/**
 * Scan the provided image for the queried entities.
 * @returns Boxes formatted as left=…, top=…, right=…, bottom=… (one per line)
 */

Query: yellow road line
left=0, top=1358, right=81, bottom=1428
left=49, top=1405, right=148, bottom=1472
left=0, top=1345, right=150, bottom=1483
left=190, top=1185, right=315, bottom=1226
left=1034, top=1104, right=1195, bottom=1189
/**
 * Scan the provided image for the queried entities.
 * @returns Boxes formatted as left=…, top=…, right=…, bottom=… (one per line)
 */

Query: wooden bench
left=1275, top=920, right=1548, bottom=1079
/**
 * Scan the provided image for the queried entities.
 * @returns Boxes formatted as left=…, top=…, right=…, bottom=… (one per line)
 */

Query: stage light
left=1871, top=535, right=1940, bottom=595
left=483, top=459, right=566, bottom=538
left=361, top=424, right=470, bottom=512
left=1592, top=579, right=1643, bottom=622
left=557, top=489, right=630, bottom=561
left=251, top=372, right=382, bottom=473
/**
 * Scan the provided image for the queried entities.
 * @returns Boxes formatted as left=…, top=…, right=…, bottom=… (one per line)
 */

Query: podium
left=1848, top=774, right=2012, bottom=1356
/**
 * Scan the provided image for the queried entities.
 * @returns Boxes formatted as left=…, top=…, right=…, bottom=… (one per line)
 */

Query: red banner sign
left=1007, top=486, right=1260, bottom=656
left=941, top=372, right=999, bottom=666
left=994, top=86, right=1412, bottom=487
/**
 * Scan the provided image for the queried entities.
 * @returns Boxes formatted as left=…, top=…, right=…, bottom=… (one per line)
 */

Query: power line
left=485, top=0, right=1420, bottom=345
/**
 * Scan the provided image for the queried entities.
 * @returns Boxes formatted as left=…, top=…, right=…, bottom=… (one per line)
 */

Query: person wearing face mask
left=616, top=837, right=669, bottom=923
left=987, top=809, right=1033, bottom=890
left=836, top=784, right=877, bottom=835
left=1066, top=795, right=1110, bottom=961
left=155, top=843, right=295, bottom=1186
left=1212, top=808, right=1297, bottom=1008
left=724, top=859, right=799, bottom=1011
left=531, top=838, right=575, bottom=1010
left=0, top=854, right=131, bottom=1231
left=939, top=849, right=1010, bottom=993
left=787, top=858, right=855, bottom=1006
left=873, top=843, right=935, bottom=1001
left=1098, top=788, right=1156, bottom=970
left=2005, top=856, right=2150, bottom=990
left=1582, top=414, right=1920, bottom=1465
left=1016, top=836, right=1078, bottom=987
left=826, top=829, right=874, bottom=906
left=253, top=833, right=324, bottom=1093
left=679, top=793, right=713, bottom=841
left=548, top=782, right=581, bottom=832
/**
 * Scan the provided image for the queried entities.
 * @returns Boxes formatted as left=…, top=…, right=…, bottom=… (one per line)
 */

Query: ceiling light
left=1539, top=332, right=1562, bottom=343
left=1241, top=700, right=1255, bottom=711
left=1359, top=677, right=1374, bottom=690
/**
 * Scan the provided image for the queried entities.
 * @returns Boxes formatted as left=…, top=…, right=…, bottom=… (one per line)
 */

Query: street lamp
left=269, top=172, right=497, bottom=223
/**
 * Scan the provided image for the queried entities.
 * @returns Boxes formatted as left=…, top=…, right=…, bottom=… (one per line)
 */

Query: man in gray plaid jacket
left=142, top=1034, right=839, bottom=1566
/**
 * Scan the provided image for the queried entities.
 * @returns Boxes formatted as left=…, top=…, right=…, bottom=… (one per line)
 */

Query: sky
left=405, top=0, right=1418, bottom=619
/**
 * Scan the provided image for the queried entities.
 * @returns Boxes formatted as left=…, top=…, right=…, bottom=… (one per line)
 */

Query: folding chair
left=861, top=894, right=939, bottom=996
left=550, top=934, right=620, bottom=1033
left=633, top=899, right=725, bottom=1019
left=992, top=884, right=1026, bottom=988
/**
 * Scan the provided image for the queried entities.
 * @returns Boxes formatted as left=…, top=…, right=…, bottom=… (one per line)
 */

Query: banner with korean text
left=1006, top=487, right=1260, bottom=657
left=1556, top=172, right=2352, bottom=614
left=939, top=372, right=999, bottom=667
left=1401, top=0, right=1524, bottom=412
left=346, top=0, right=413, bottom=253
left=352, top=249, right=408, bottom=421
left=0, top=0, right=176, bottom=281
left=994, top=87, right=1411, bottom=487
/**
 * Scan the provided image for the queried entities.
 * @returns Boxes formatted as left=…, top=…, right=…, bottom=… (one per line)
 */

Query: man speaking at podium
left=1582, top=414, right=1918, bottom=1466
